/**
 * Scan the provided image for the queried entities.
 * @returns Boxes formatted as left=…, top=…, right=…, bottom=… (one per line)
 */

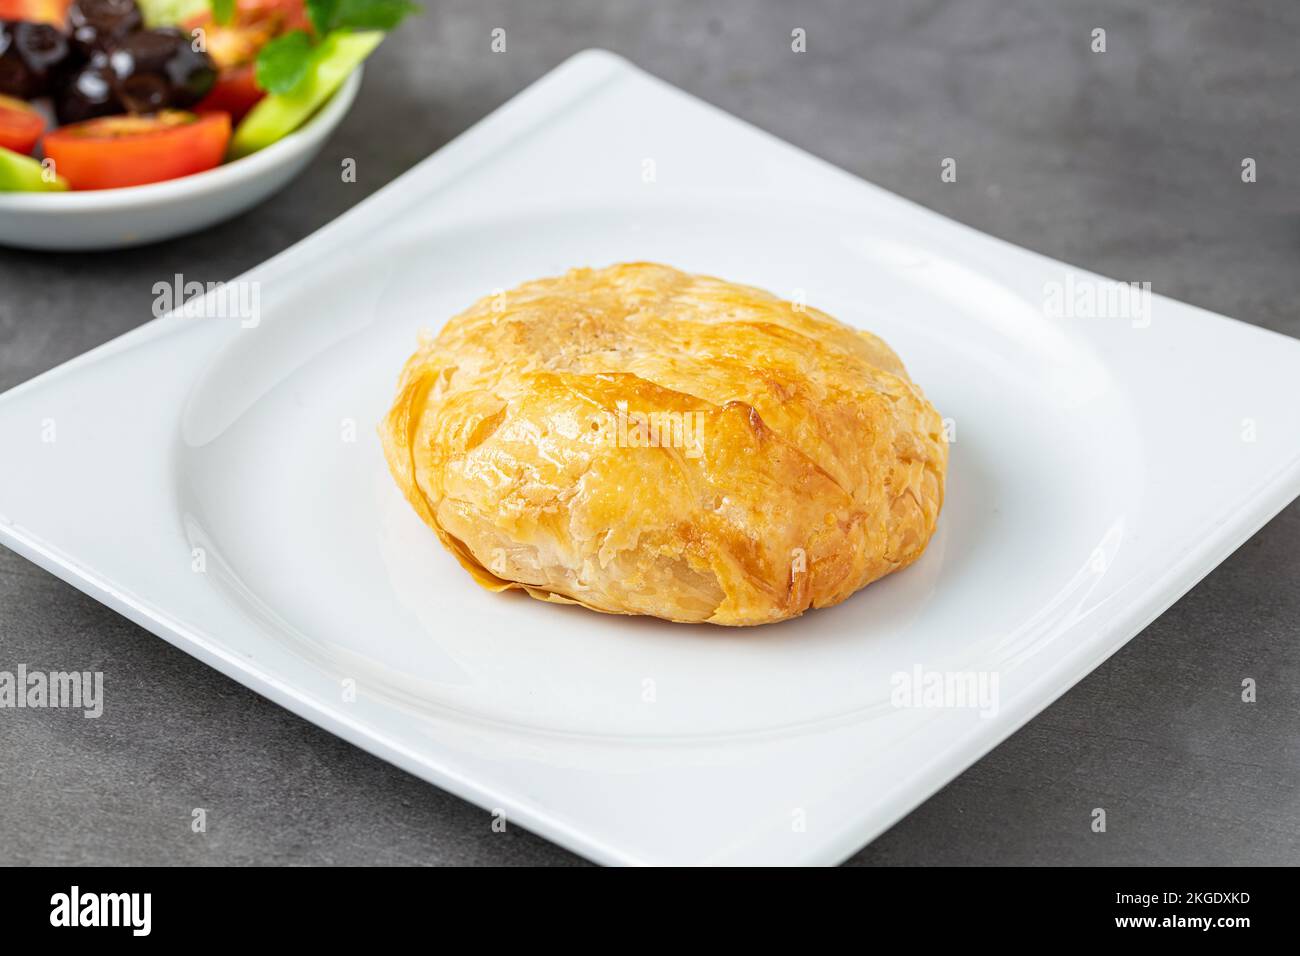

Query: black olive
left=0, top=19, right=74, bottom=99
left=55, top=52, right=121, bottom=124
left=107, top=27, right=215, bottom=112
left=67, top=0, right=144, bottom=56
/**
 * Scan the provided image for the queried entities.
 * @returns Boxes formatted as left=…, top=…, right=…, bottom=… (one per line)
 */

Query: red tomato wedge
left=195, top=63, right=263, bottom=124
left=184, top=0, right=308, bottom=122
left=193, top=17, right=280, bottom=70
left=43, top=111, right=232, bottom=190
left=0, top=0, right=70, bottom=25
left=0, top=93, right=43, bottom=155
left=185, top=0, right=312, bottom=68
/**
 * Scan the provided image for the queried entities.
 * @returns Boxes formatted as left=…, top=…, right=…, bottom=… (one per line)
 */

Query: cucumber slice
left=229, top=30, right=382, bottom=159
left=0, top=147, right=69, bottom=192
left=136, top=0, right=208, bottom=28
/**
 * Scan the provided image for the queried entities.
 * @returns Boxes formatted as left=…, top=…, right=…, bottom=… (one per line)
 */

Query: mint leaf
left=253, top=1, right=419, bottom=99
left=335, top=0, right=418, bottom=31
left=307, top=0, right=419, bottom=35
left=210, top=0, right=235, bottom=24
left=255, top=30, right=315, bottom=94
left=305, top=0, right=339, bottom=35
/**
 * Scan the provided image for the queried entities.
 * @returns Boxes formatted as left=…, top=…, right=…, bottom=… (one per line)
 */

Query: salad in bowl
left=0, top=0, right=414, bottom=248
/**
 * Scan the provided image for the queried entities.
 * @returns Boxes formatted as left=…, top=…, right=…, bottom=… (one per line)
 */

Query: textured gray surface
left=2, top=0, right=1299, bottom=866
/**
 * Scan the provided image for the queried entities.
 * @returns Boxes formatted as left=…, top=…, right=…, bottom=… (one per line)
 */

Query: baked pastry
left=381, top=262, right=947, bottom=626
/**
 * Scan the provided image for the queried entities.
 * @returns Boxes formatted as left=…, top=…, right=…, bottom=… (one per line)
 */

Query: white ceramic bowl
left=0, top=67, right=362, bottom=252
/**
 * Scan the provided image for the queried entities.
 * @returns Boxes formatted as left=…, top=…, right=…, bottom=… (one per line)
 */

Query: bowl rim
left=0, top=66, right=363, bottom=213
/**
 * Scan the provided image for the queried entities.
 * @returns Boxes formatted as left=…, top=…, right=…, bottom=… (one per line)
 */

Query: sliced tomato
left=239, top=0, right=312, bottom=34
left=182, top=0, right=310, bottom=125
left=193, top=17, right=280, bottom=70
left=190, top=0, right=311, bottom=25
left=185, top=0, right=312, bottom=69
left=43, top=111, right=231, bottom=190
left=231, top=0, right=311, bottom=29
left=182, top=0, right=310, bottom=131
left=0, top=93, right=43, bottom=155
left=0, top=0, right=70, bottom=25
left=195, top=63, right=263, bottom=124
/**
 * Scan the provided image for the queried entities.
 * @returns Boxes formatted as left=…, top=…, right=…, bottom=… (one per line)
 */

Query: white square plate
left=4, top=50, right=1300, bottom=866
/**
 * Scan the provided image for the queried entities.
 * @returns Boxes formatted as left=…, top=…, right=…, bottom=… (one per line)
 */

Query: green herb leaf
left=305, top=0, right=339, bottom=36
left=210, top=0, right=235, bottom=24
left=253, top=0, right=418, bottom=99
left=307, top=0, right=417, bottom=34
left=255, top=30, right=316, bottom=94
left=334, top=0, right=418, bottom=31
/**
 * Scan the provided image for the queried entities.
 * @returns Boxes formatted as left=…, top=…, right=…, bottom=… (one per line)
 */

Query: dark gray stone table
left=3, top=0, right=1298, bottom=866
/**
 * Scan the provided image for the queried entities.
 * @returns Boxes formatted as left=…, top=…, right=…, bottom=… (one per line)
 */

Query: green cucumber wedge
left=135, top=0, right=208, bottom=28
left=0, top=147, right=69, bottom=192
left=230, top=30, right=383, bottom=159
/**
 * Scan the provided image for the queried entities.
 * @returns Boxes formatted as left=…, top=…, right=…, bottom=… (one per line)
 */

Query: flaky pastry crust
left=381, top=262, right=947, bottom=626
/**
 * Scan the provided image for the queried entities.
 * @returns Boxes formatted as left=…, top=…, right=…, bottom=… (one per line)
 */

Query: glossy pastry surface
left=381, top=262, right=948, bottom=626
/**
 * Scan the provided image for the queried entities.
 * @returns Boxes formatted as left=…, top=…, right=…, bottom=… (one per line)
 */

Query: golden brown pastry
left=381, top=262, right=947, bottom=627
